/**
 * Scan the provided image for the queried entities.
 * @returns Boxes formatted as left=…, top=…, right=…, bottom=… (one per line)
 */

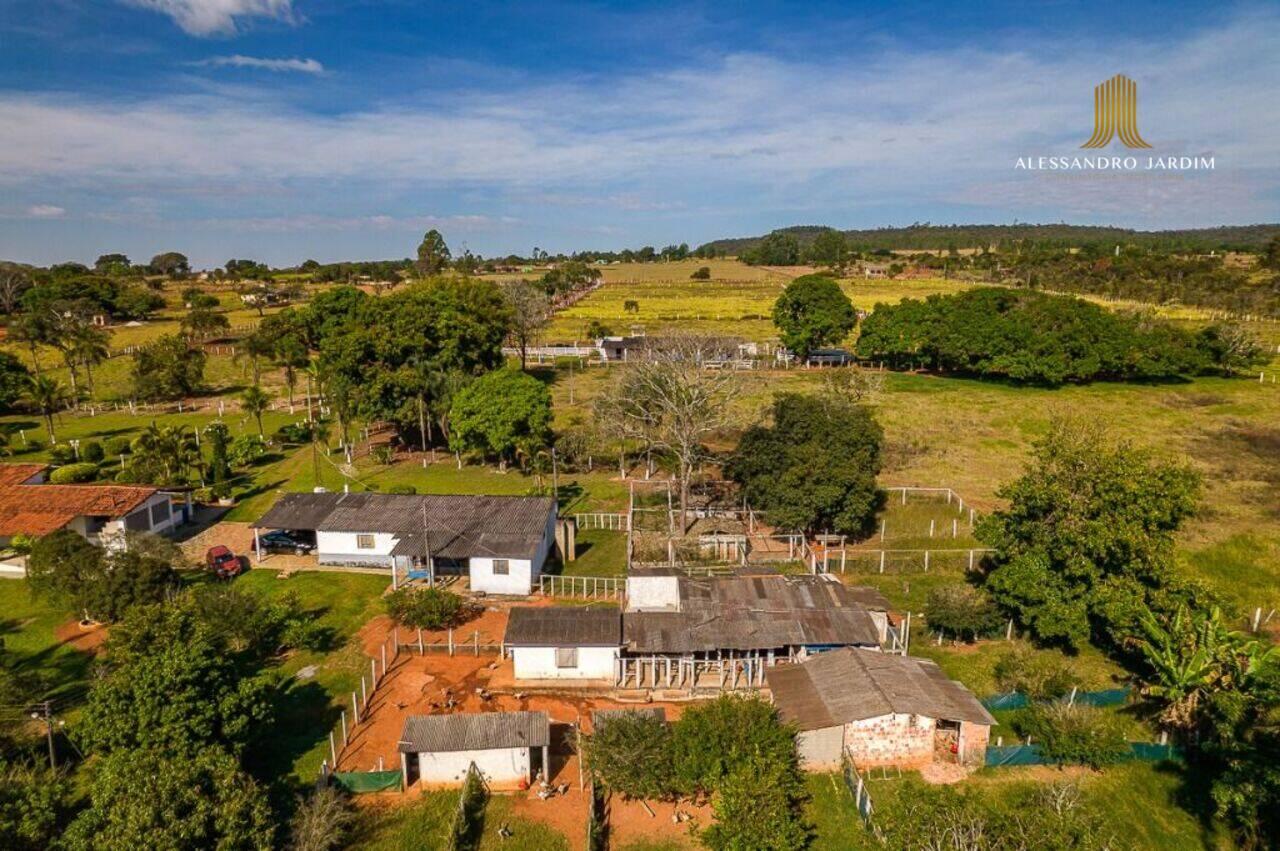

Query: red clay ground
left=341, top=612, right=707, bottom=850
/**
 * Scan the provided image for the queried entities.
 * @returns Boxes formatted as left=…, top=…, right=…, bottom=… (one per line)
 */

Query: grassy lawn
left=231, top=568, right=390, bottom=787
left=0, top=578, right=95, bottom=704
left=344, top=791, right=570, bottom=851
left=564, top=529, right=628, bottom=576
left=807, top=762, right=1229, bottom=851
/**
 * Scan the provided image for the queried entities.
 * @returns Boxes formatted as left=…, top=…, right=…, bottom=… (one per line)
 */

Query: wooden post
left=419, top=629, right=424, bottom=654
left=352, top=692, right=360, bottom=725
left=341, top=710, right=348, bottom=745
left=381, top=644, right=387, bottom=677
left=879, top=550, right=885, bottom=573
left=448, top=628, right=454, bottom=656
left=330, top=730, right=337, bottom=765
left=924, top=550, right=930, bottom=571
left=474, top=630, right=480, bottom=656
left=371, top=659, right=378, bottom=691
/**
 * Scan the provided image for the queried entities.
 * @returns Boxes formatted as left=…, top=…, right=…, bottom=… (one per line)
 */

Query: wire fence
left=985, top=741, right=1181, bottom=767
left=982, top=686, right=1131, bottom=711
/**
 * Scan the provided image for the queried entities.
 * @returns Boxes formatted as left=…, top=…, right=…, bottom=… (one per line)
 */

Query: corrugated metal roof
left=254, top=492, right=556, bottom=559
left=504, top=607, right=621, bottom=647
left=397, top=711, right=550, bottom=753
left=622, top=575, right=883, bottom=653
left=590, top=707, right=666, bottom=730
left=766, top=647, right=996, bottom=730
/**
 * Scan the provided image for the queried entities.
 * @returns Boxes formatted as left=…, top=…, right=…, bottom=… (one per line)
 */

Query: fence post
left=879, top=551, right=885, bottom=573
left=382, top=644, right=387, bottom=677
left=448, top=629, right=454, bottom=656
left=341, top=710, right=348, bottom=745
left=352, top=692, right=360, bottom=725
left=330, top=730, right=337, bottom=766
left=419, top=629, right=424, bottom=655
left=924, top=550, right=930, bottom=571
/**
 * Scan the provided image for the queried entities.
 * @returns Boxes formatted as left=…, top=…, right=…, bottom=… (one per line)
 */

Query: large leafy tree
left=726, top=393, right=882, bottom=536
left=131, top=334, right=206, bottom=400
left=26, top=530, right=179, bottom=622
left=744, top=231, right=802, bottom=265
left=449, top=368, right=551, bottom=468
left=771, top=274, right=857, bottom=359
left=78, top=603, right=273, bottom=756
left=415, top=229, right=451, bottom=275
left=63, top=747, right=273, bottom=851
left=0, top=762, right=71, bottom=851
left=25, top=375, right=70, bottom=443
left=978, top=419, right=1203, bottom=650
left=148, top=251, right=190, bottom=277
left=0, top=352, right=31, bottom=412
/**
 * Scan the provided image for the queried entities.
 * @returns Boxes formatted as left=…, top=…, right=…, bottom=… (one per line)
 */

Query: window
left=150, top=500, right=171, bottom=526
left=492, top=559, right=510, bottom=575
left=124, top=508, right=150, bottom=532
left=356, top=534, right=375, bottom=550
left=555, top=647, right=578, bottom=668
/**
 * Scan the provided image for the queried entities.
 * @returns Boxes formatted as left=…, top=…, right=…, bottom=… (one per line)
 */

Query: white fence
left=574, top=512, right=630, bottom=532
left=539, top=574, right=625, bottom=599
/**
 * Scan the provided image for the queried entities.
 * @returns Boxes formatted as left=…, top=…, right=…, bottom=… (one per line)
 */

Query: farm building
left=397, top=711, right=550, bottom=789
left=766, top=647, right=994, bottom=770
left=252, top=492, right=558, bottom=594
left=0, top=463, right=182, bottom=556
left=503, top=607, right=621, bottom=681
left=595, top=334, right=647, bottom=361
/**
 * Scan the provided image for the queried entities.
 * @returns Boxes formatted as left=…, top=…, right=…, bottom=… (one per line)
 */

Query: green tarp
left=981, top=687, right=1132, bottom=711
left=332, top=770, right=402, bottom=793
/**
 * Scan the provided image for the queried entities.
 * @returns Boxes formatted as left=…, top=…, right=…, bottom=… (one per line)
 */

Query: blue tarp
left=985, top=742, right=1182, bottom=767
left=981, top=686, right=1132, bottom=711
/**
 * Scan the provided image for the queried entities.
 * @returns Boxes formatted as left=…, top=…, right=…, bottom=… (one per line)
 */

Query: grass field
left=347, top=789, right=571, bottom=851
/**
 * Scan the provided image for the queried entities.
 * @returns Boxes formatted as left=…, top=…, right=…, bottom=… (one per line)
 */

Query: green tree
left=181, top=307, right=231, bottom=338
left=925, top=583, right=1003, bottom=642
left=0, top=762, right=71, bottom=851
left=978, top=419, right=1203, bottom=649
left=725, top=393, right=881, bottom=536
left=64, top=747, right=274, bottom=851
left=415, top=229, right=452, bottom=275
left=26, top=531, right=178, bottom=622
left=148, top=251, right=190, bottom=277
left=582, top=712, right=676, bottom=800
left=68, top=323, right=109, bottom=397
left=127, top=424, right=203, bottom=485
left=131, top=335, right=206, bottom=400
left=240, top=385, right=271, bottom=437
left=700, top=757, right=810, bottom=851
left=1261, top=234, right=1280, bottom=270
left=744, top=231, right=802, bottom=265
left=78, top=602, right=273, bottom=756
left=670, top=694, right=798, bottom=795
left=384, top=587, right=473, bottom=630
left=0, top=352, right=31, bottom=412
left=771, top=274, right=857, bottom=359
left=26, top=375, right=69, bottom=443
left=806, top=229, right=849, bottom=269
left=206, top=422, right=233, bottom=484
left=449, top=368, right=551, bottom=468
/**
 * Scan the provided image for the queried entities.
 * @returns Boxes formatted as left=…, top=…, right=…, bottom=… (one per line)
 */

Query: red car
left=205, top=546, right=245, bottom=580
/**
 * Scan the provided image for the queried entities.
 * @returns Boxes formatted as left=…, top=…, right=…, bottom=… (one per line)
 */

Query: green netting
left=331, top=770, right=402, bottom=793
left=986, top=742, right=1182, bottom=768
left=981, top=687, right=1132, bottom=711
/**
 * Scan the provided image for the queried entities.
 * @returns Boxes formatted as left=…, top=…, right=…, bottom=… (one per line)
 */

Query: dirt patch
left=918, top=761, right=970, bottom=785
left=53, top=619, right=108, bottom=655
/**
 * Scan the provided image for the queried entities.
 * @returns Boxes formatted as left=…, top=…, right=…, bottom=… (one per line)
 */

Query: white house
left=0, top=463, right=180, bottom=555
left=503, top=607, right=621, bottom=681
left=398, top=711, right=550, bottom=789
left=766, top=647, right=995, bottom=770
left=252, top=492, right=559, bottom=595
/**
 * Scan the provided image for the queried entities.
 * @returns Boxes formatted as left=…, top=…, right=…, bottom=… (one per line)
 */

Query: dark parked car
left=252, top=530, right=316, bottom=556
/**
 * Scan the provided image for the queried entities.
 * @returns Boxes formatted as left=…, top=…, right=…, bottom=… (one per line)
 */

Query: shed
left=503, top=607, right=621, bottom=680
left=766, top=647, right=995, bottom=769
left=397, top=711, right=551, bottom=788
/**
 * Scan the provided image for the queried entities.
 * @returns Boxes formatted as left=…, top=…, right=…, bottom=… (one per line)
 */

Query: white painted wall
left=470, top=556, right=535, bottom=595
left=512, top=645, right=619, bottom=680
left=625, top=575, right=682, bottom=611
left=417, top=747, right=530, bottom=787
left=796, top=725, right=845, bottom=770
left=316, top=530, right=397, bottom=566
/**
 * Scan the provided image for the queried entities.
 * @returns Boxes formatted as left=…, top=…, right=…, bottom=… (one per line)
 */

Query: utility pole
left=30, top=701, right=56, bottom=770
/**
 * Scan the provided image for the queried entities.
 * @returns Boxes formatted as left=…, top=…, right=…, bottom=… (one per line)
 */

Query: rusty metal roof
left=622, top=575, right=884, bottom=653
left=766, top=647, right=996, bottom=730
left=397, top=711, right=550, bottom=753
left=254, top=492, right=555, bottom=559
left=503, top=606, right=621, bottom=647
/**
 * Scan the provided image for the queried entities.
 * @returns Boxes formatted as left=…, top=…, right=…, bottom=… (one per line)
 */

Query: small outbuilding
left=398, top=711, right=550, bottom=789
left=766, top=647, right=995, bottom=770
left=503, top=607, right=621, bottom=681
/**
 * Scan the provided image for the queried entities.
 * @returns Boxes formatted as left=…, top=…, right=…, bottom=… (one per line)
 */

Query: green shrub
left=671, top=694, right=798, bottom=795
left=48, top=445, right=75, bottom=465
left=228, top=434, right=266, bottom=466
left=48, top=463, right=100, bottom=484
left=993, top=645, right=1081, bottom=700
left=699, top=757, right=810, bottom=851
left=690, top=266, right=711, bottom=280
left=80, top=440, right=105, bottom=463
left=386, top=484, right=417, bottom=495
left=385, top=587, right=473, bottom=630
left=582, top=713, right=676, bottom=800
left=104, top=437, right=132, bottom=456
left=1017, top=703, right=1128, bottom=769
left=925, top=583, right=1002, bottom=641
left=274, top=422, right=313, bottom=444
left=9, top=532, right=34, bottom=554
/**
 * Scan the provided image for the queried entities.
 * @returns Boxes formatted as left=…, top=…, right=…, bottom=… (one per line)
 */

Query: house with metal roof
left=766, top=647, right=995, bottom=770
left=252, top=492, right=558, bottom=594
left=397, top=710, right=550, bottom=788
left=0, top=463, right=180, bottom=558
left=503, top=607, right=621, bottom=682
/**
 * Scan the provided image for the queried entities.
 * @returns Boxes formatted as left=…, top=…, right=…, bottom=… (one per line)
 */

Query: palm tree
left=8, top=313, right=49, bottom=380
left=233, top=331, right=275, bottom=386
left=273, top=337, right=309, bottom=408
left=69, top=324, right=109, bottom=398
left=309, top=419, right=331, bottom=490
left=241, top=385, right=271, bottom=437
left=132, top=424, right=202, bottom=485
left=26, top=375, right=69, bottom=444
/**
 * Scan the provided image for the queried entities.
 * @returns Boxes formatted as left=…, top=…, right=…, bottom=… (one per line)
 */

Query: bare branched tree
left=595, top=334, right=739, bottom=530
left=502, top=281, right=551, bottom=370
left=819, top=365, right=885, bottom=405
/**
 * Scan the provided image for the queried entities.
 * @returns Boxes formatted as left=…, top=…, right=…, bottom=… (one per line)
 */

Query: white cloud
left=195, top=55, right=324, bottom=74
left=26, top=204, right=66, bottom=218
left=3, top=11, right=1278, bottom=230
left=121, top=0, right=296, bottom=37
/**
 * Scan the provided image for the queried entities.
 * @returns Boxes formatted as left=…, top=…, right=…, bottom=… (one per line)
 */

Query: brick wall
left=842, top=713, right=935, bottom=768
left=959, top=721, right=991, bottom=766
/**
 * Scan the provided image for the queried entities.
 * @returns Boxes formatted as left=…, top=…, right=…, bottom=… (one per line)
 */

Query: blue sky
left=1, top=0, right=1277, bottom=267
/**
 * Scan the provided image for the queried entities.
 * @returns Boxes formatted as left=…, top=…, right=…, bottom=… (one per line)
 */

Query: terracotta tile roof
left=0, top=465, right=157, bottom=537
left=0, top=464, right=48, bottom=486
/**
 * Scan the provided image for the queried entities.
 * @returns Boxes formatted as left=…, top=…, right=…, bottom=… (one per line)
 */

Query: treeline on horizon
left=854, top=287, right=1267, bottom=385
left=699, top=222, right=1280, bottom=254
